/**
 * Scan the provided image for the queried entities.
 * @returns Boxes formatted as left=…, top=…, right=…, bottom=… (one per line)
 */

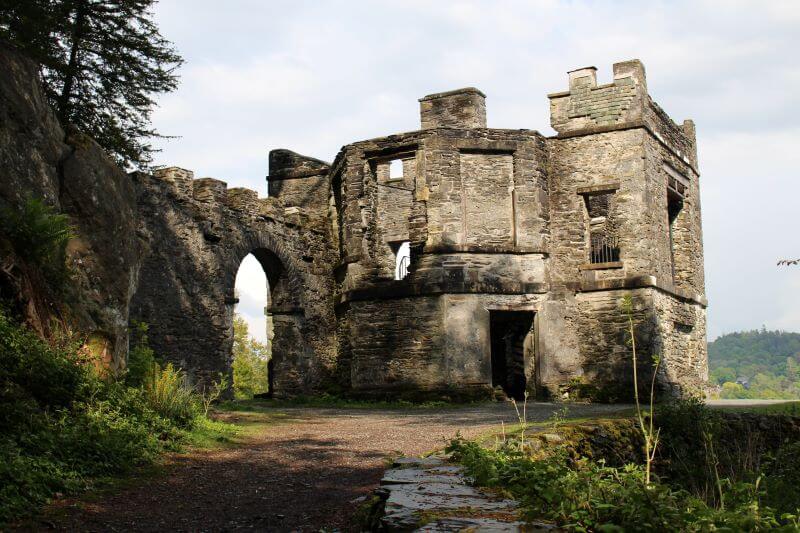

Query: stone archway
left=223, top=231, right=314, bottom=397
left=130, top=170, right=336, bottom=397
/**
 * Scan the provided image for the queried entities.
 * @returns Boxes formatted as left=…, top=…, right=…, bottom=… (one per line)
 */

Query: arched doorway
left=229, top=246, right=303, bottom=398
left=232, top=254, right=271, bottom=398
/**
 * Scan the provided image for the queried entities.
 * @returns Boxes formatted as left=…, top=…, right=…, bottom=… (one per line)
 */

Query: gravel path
left=38, top=402, right=628, bottom=532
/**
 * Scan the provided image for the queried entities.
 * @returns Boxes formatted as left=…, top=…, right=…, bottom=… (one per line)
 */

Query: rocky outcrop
left=0, top=40, right=142, bottom=371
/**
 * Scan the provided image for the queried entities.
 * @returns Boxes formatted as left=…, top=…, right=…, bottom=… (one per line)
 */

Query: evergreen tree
left=0, top=0, right=182, bottom=168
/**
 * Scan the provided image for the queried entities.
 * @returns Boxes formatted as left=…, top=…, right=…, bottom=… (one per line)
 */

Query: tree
left=0, top=0, right=183, bottom=168
left=231, top=315, right=270, bottom=399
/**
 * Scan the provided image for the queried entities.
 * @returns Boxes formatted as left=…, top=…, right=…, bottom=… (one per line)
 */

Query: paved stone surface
left=379, top=457, right=521, bottom=531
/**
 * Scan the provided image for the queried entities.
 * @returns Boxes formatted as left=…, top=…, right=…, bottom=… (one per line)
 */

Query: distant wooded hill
left=708, top=329, right=800, bottom=399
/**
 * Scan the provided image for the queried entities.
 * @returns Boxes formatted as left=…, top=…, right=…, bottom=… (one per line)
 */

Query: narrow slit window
left=389, top=159, right=404, bottom=180
left=394, top=241, right=411, bottom=280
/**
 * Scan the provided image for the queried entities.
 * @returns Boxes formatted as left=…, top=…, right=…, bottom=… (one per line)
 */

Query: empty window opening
left=393, top=241, right=411, bottom=280
left=490, top=311, right=534, bottom=401
left=583, top=192, right=620, bottom=264
left=389, top=159, right=404, bottom=180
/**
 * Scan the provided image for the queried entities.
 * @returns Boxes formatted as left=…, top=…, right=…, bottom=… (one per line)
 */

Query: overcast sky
left=150, top=0, right=799, bottom=343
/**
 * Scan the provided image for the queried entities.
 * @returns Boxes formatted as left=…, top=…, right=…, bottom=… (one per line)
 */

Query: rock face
left=0, top=41, right=142, bottom=370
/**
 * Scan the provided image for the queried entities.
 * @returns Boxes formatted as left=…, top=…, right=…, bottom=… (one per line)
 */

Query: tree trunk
left=57, top=0, right=87, bottom=123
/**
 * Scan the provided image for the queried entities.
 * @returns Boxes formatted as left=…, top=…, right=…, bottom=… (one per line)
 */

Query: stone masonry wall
left=131, top=165, right=336, bottom=394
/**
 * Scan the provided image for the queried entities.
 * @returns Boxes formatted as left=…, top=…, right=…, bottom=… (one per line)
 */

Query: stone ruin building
left=131, top=59, right=707, bottom=401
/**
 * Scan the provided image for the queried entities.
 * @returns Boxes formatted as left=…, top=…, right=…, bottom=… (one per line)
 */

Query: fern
left=1, top=196, right=74, bottom=263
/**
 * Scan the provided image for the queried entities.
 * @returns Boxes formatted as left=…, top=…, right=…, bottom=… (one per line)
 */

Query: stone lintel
left=579, top=261, right=623, bottom=270
left=576, top=183, right=621, bottom=195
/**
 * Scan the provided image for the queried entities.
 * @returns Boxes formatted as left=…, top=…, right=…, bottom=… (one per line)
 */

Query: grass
left=181, top=416, right=240, bottom=449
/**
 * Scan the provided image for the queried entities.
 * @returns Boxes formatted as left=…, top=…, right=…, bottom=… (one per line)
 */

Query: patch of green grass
left=182, top=417, right=239, bottom=449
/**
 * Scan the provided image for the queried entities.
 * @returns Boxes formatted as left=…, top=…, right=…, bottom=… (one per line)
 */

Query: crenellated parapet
left=549, top=59, right=697, bottom=169
left=145, top=166, right=290, bottom=224
left=549, top=60, right=648, bottom=135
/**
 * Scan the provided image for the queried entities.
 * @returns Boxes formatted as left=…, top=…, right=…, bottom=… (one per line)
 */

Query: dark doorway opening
left=490, top=311, right=534, bottom=400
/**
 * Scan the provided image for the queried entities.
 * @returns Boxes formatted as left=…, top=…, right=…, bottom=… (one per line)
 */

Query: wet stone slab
left=377, top=457, right=558, bottom=532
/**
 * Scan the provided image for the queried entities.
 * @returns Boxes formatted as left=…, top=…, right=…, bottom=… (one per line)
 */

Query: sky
left=150, top=0, right=800, bottom=343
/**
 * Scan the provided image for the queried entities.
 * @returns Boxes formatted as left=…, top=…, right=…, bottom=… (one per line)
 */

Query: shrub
left=125, top=320, right=158, bottom=387
left=655, top=397, right=725, bottom=503
left=0, top=308, right=206, bottom=525
left=763, top=442, right=800, bottom=515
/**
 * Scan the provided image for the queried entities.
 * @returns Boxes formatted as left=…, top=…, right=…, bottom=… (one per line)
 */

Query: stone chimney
left=419, top=87, right=486, bottom=129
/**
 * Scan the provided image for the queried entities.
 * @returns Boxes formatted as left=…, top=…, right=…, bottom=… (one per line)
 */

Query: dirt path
left=34, top=402, right=628, bottom=532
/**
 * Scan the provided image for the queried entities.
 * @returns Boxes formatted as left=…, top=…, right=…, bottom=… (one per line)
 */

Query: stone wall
left=130, top=161, right=337, bottom=394
left=323, top=65, right=707, bottom=400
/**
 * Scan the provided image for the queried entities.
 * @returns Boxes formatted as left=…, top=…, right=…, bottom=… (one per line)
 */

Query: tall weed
left=141, top=361, right=199, bottom=427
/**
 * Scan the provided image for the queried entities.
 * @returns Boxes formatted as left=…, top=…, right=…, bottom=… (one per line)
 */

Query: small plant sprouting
left=509, top=391, right=530, bottom=451
left=621, top=293, right=661, bottom=487
left=200, top=373, right=230, bottom=417
left=549, top=406, right=570, bottom=428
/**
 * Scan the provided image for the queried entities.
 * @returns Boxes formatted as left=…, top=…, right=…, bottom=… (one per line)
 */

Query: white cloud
left=152, top=0, right=800, bottom=341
